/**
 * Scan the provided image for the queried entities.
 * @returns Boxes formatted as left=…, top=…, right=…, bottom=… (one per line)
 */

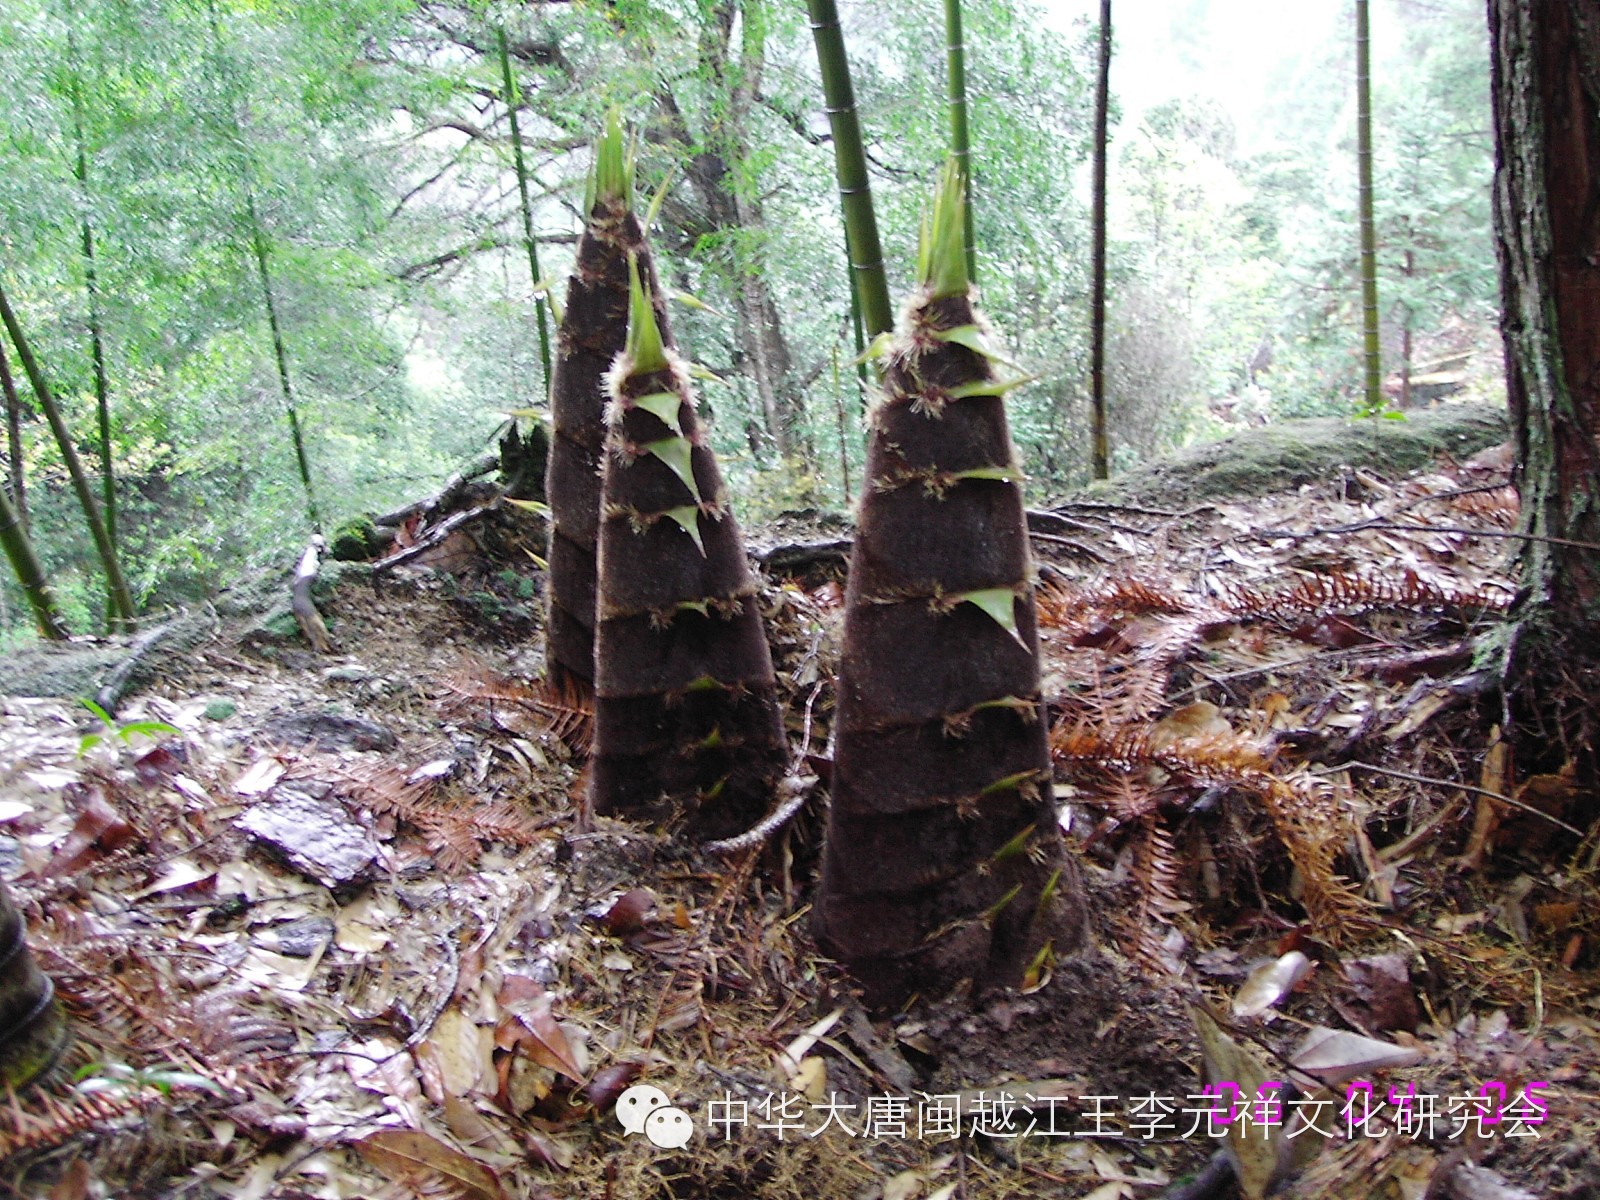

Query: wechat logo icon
left=615, top=1084, right=695, bottom=1149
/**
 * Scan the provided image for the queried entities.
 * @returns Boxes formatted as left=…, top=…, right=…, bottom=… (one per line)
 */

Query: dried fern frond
left=304, top=759, right=547, bottom=872
left=1218, top=568, right=1514, bottom=623
left=436, top=663, right=594, bottom=752
left=0, top=1086, right=164, bottom=1162
left=1054, top=723, right=1367, bottom=935
left=1120, top=807, right=1189, bottom=975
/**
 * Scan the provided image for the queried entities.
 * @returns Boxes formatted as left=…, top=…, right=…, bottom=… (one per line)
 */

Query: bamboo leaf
left=644, top=437, right=700, bottom=503
left=946, top=374, right=1038, bottom=399
left=353, top=1129, right=507, bottom=1200
left=919, top=159, right=969, bottom=299
left=631, top=391, right=683, bottom=435
left=686, top=362, right=728, bottom=385
left=990, top=822, right=1037, bottom=863
left=950, top=465, right=1020, bottom=484
left=932, top=324, right=1010, bottom=362
left=505, top=497, right=551, bottom=517
left=591, top=108, right=631, bottom=210
left=625, top=257, right=669, bottom=375
left=851, top=331, right=895, bottom=366
left=644, top=162, right=677, bottom=230
left=980, top=770, right=1039, bottom=797
left=959, top=587, right=1022, bottom=642
left=980, top=883, right=1023, bottom=923
left=663, top=505, right=705, bottom=555
left=667, top=288, right=723, bottom=317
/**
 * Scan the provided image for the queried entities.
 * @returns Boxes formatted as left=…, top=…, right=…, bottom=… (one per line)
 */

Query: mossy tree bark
left=590, top=265, right=786, bottom=840
left=813, top=171, right=1085, bottom=1009
left=0, top=880, right=69, bottom=1091
left=1490, top=1, right=1600, bottom=655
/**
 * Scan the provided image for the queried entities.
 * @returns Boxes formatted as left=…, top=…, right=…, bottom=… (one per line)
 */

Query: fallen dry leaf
left=352, top=1129, right=506, bottom=1200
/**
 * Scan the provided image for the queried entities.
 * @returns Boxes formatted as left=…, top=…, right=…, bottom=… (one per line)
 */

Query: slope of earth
left=0, top=414, right=1594, bottom=1200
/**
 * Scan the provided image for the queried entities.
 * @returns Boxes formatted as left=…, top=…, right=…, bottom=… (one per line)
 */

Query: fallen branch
left=373, top=502, right=497, bottom=572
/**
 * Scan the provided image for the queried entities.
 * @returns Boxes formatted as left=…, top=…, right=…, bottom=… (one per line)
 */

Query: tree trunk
left=1357, top=0, right=1384, bottom=412
left=0, top=337, right=26, bottom=530
left=0, top=879, right=69, bottom=1091
left=0, top=482, right=69, bottom=640
left=1490, top=0, right=1600, bottom=641
left=1090, top=0, right=1111, bottom=480
left=0, top=274, right=136, bottom=627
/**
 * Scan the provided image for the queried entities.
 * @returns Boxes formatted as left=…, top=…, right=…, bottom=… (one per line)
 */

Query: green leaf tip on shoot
left=917, top=159, right=970, bottom=300
left=959, top=586, right=1023, bottom=643
left=625, top=255, right=669, bottom=376
left=589, top=108, right=633, bottom=211
left=644, top=436, right=701, bottom=504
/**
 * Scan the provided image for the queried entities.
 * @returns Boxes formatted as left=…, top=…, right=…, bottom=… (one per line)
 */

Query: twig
left=1249, top=519, right=1600, bottom=552
left=1321, top=762, right=1585, bottom=836
left=1054, top=499, right=1216, bottom=519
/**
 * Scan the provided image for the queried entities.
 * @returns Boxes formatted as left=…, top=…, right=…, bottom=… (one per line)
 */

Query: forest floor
left=2, top=404, right=1597, bottom=1200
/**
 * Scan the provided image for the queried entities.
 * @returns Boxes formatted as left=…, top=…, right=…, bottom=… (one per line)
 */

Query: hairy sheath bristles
left=589, top=258, right=786, bottom=839
left=545, top=112, right=659, bottom=700
left=813, top=161, right=1084, bottom=1008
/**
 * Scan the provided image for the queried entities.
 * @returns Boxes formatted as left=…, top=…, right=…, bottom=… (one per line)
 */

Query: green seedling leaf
left=645, top=437, right=701, bottom=503
left=960, top=588, right=1023, bottom=643
left=625, top=257, right=669, bottom=375
left=664, top=506, right=706, bottom=554
left=506, top=497, right=552, bottom=517
left=77, top=733, right=104, bottom=756
left=684, top=674, right=726, bottom=693
left=116, top=720, right=179, bottom=744
left=632, top=391, right=684, bottom=435
left=946, top=374, right=1039, bottom=399
left=78, top=697, right=114, bottom=727
left=990, top=822, right=1037, bottom=864
left=523, top=548, right=549, bottom=570
left=500, top=407, right=550, bottom=422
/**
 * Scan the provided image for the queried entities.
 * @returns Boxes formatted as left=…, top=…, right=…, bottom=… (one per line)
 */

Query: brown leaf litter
left=1, top=441, right=1597, bottom=1199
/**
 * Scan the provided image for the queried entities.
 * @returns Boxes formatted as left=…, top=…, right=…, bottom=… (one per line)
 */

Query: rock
left=261, top=711, right=397, bottom=753
left=236, top=782, right=378, bottom=886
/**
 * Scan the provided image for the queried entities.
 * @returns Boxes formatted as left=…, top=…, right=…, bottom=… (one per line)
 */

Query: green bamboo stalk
left=246, top=201, right=322, bottom=533
left=0, top=275, right=135, bottom=626
left=1356, top=0, right=1383, bottom=412
left=496, top=25, right=553, bottom=391
left=205, top=0, right=321, bottom=533
left=1090, top=0, right=1111, bottom=480
left=805, top=0, right=893, bottom=338
left=0, top=482, right=69, bottom=640
left=67, top=13, right=116, bottom=555
left=0, top=338, right=27, bottom=530
left=944, top=0, right=976, bottom=283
